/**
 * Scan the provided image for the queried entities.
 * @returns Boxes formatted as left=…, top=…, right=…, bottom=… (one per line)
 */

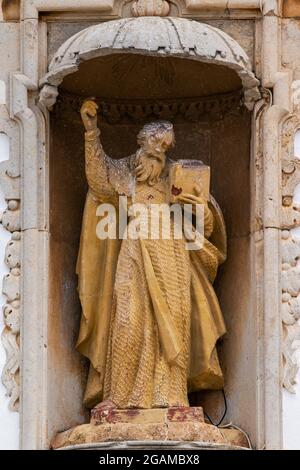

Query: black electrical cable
left=203, top=389, right=227, bottom=427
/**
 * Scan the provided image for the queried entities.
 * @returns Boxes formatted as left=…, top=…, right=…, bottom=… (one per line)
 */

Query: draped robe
left=76, top=128, right=227, bottom=409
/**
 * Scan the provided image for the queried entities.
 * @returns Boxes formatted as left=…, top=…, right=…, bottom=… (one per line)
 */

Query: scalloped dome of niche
left=41, top=17, right=260, bottom=107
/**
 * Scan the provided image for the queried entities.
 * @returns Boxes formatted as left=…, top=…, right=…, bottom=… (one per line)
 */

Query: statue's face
left=135, top=131, right=173, bottom=186
left=143, top=131, right=174, bottom=160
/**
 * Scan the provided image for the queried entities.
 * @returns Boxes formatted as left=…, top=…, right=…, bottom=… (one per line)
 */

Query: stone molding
left=15, top=0, right=263, bottom=21
left=2, top=0, right=283, bottom=22
left=53, top=90, right=244, bottom=124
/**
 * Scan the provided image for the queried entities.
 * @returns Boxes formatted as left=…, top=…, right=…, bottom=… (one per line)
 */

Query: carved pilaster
left=281, top=96, right=300, bottom=393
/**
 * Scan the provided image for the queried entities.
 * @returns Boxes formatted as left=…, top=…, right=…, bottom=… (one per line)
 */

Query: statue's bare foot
left=90, top=399, right=117, bottom=424
left=92, top=399, right=116, bottom=413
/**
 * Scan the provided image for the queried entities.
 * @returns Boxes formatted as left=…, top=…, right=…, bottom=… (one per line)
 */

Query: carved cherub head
left=135, top=121, right=175, bottom=186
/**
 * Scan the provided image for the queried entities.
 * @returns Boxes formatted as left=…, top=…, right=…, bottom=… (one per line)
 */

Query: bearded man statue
left=76, top=99, right=227, bottom=410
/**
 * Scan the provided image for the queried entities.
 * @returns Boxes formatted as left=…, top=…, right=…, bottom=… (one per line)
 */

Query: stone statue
left=76, top=99, right=227, bottom=411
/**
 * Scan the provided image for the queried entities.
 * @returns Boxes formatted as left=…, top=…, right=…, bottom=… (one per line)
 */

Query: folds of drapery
left=76, top=191, right=227, bottom=408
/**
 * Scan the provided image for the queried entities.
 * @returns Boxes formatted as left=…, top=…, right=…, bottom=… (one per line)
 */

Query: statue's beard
left=135, top=152, right=165, bottom=186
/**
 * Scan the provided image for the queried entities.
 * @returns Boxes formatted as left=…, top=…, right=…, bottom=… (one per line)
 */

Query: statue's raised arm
left=80, top=99, right=115, bottom=201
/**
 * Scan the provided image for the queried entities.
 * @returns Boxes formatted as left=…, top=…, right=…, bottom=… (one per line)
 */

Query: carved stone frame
left=0, top=0, right=298, bottom=450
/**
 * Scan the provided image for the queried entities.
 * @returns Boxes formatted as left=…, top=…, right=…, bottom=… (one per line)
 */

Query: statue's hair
left=137, top=121, right=175, bottom=147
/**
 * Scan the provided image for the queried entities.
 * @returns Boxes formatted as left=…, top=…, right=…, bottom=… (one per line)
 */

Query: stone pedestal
left=51, top=405, right=249, bottom=449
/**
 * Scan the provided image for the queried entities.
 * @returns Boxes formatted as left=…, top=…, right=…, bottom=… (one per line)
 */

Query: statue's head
left=135, top=121, right=175, bottom=186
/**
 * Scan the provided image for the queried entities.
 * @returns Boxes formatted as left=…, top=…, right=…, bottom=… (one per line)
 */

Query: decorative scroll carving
left=281, top=103, right=300, bottom=393
left=53, top=90, right=244, bottom=124
left=0, top=197, right=21, bottom=411
left=0, top=98, right=21, bottom=412
left=1, top=230, right=21, bottom=411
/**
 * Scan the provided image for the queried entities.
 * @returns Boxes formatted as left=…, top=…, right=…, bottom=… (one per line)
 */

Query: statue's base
left=51, top=406, right=249, bottom=450
left=55, top=440, right=247, bottom=450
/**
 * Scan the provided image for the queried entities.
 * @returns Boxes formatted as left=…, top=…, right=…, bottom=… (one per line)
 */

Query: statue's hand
left=177, top=185, right=207, bottom=209
left=80, top=99, right=98, bottom=131
left=178, top=186, right=213, bottom=237
left=177, top=185, right=212, bottom=218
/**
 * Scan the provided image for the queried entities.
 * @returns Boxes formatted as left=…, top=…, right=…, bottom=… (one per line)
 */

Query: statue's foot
left=92, top=399, right=116, bottom=413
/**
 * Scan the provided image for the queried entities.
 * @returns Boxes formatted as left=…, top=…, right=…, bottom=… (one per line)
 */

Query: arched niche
left=41, top=16, right=261, bottom=444
left=40, top=16, right=260, bottom=108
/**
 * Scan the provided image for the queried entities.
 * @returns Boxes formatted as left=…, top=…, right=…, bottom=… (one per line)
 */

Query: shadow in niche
left=48, top=53, right=253, bottom=442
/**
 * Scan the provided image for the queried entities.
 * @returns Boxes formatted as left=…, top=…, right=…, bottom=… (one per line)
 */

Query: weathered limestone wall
left=282, top=19, right=300, bottom=80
